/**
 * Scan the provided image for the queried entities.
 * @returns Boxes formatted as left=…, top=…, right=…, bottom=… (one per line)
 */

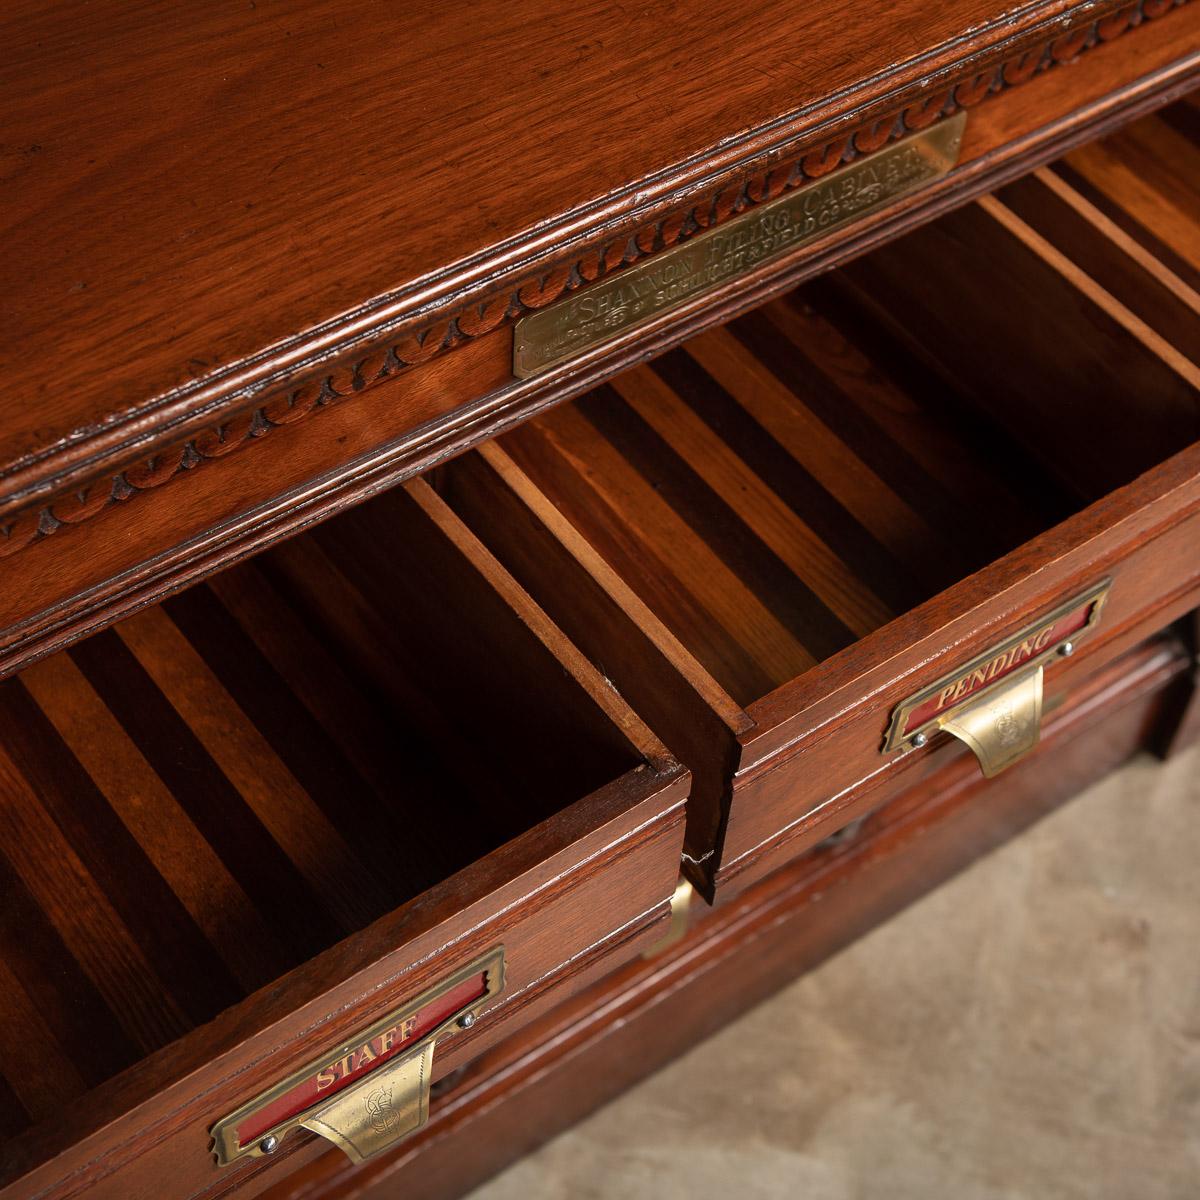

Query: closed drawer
left=0, top=481, right=688, bottom=1198
left=432, top=96, right=1200, bottom=899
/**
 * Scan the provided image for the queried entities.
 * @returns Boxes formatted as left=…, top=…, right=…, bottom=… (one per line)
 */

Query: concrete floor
left=469, top=745, right=1200, bottom=1199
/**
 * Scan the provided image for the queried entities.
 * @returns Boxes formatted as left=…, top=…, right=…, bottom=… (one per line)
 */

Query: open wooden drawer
left=432, top=98, right=1200, bottom=900
left=0, top=481, right=688, bottom=1199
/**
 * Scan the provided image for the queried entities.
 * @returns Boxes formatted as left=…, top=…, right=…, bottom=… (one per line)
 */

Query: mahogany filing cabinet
left=1, top=2, right=1198, bottom=1198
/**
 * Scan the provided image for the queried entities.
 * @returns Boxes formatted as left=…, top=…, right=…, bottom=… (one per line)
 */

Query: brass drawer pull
left=297, top=1037, right=436, bottom=1163
left=210, top=947, right=504, bottom=1167
left=884, top=581, right=1110, bottom=777
left=936, top=662, right=1043, bottom=777
left=644, top=877, right=696, bottom=957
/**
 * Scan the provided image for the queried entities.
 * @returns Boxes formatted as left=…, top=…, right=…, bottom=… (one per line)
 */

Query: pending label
left=883, top=580, right=1111, bottom=752
left=210, top=947, right=504, bottom=1166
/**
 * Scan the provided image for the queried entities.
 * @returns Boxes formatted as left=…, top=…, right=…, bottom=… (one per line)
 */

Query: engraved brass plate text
left=513, top=112, right=966, bottom=376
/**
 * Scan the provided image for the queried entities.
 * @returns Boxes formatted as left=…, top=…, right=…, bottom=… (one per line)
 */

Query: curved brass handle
left=299, top=1039, right=436, bottom=1164
left=938, top=664, right=1043, bottom=778
left=882, top=581, right=1110, bottom=777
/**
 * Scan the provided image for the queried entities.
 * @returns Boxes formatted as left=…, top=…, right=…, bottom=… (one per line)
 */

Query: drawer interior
left=833, top=95, right=1200, bottom=503
left=464, top=289, right=1079, bottom=708
left=433, top=94, right=1200, bottom=877
left=0, top=479, right=676, bottom=1156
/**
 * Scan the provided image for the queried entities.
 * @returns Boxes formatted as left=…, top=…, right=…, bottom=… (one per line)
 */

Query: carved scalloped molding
left=0, top=0, right=1183, bottom=561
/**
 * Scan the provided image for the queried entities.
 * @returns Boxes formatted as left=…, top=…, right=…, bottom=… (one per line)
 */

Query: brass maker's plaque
left=513, top=111, right=966, bottom=377
left=210, top=947, right=504, bottom=1167
left=883, top=581, right=1111, bottom=776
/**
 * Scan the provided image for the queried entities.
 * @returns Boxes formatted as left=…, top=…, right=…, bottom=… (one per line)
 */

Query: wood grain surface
left=0, top=0, right=1189, bottom=515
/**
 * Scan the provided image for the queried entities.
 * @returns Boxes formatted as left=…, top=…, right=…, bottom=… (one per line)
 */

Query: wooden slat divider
left=511, top=401, right=816, bottom=701
left=115, top=607, right=384, bottom=934
left=474, top=441, right=750, bottom=734
left=404, top=477, right=672, bottom=771
left=1063, top=114, right=1200, bottom=278
left=1033, top=167, right=1200, bottom=323
left=18, top=652, right=278, bottom=995
left=0, top=954, right=88, bottom=1127
left=0, top=471, right=662, bottom=1139
left=976, top=193, right=1200, bottom=389
left=686, top=328, right=941, bottom=565
left=0, top=742, right=191, bottom=1054
left=612, top=365, right=893, bottom=638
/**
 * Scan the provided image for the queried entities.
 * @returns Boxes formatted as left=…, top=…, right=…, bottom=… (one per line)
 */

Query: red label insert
left=901, top=602, right=1094, bottom=739
left=235, top=973, right=487, bottom=1147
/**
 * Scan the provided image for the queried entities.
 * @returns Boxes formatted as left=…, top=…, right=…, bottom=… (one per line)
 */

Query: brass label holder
left=883, top=581, right=1111, bottom=778
left=210, top=947, right=505, bottom=1168
left=512, top=112, right=966, bottom=377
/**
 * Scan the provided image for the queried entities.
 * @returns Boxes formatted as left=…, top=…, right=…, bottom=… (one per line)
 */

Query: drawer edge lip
left=0, top=773, right=687, bottom=1198
left=0, top=0, right=1188, bottom=524
left=714, top=632, right=1192, bottom=895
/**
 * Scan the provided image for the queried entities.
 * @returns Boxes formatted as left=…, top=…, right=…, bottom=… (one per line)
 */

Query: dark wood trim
left=0, top=0, right=1189, bottom=543
left=2, top=20, right=1196, bottom=680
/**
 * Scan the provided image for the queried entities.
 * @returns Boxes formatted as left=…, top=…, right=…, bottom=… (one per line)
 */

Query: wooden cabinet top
left=1, top=0, right=1145, bottom=510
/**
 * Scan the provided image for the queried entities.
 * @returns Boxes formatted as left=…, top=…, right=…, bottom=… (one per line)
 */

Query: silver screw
left=260, top=1136, right=278, bottom=1155
left=911, top=731, right=928, bottom=749
left=457, top=1012, right=477, bottom=1030
left=1059, top=641, right=1075, bottom=657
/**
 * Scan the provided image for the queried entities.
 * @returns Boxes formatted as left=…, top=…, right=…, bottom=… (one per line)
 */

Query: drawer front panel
left=720, top=502, right=1200, bottom=890
left=7, top=793, right=686, bottom=1200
